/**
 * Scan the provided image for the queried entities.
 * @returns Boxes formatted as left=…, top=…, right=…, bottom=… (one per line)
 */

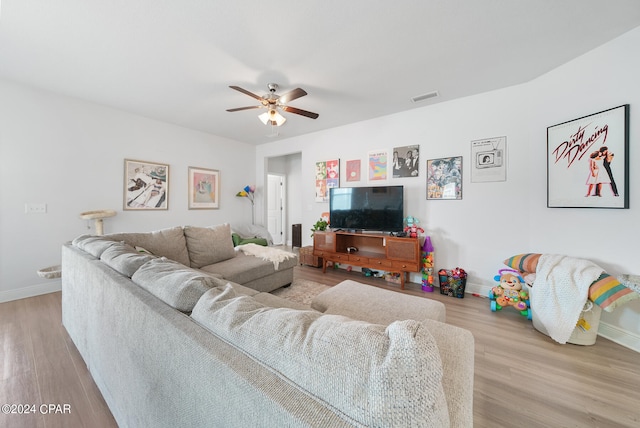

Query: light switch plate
left=25, top=203, right=47, bottom=214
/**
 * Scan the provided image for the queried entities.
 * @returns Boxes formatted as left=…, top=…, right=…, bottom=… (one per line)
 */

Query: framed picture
left=368, top=150, right=388, bottom=182
left=346, top=159, right=361, bottom=182
left=392, top=145, right=420, bottom=178
left=315, top=159, right=340, bottom=202
left=547, top=105, right=629, bottom=208
left=124, top=159, right=169, bottom=210
left=188, top=167, right=220, bottom=209
left=471, top=136, right=506, bottom=182
left=426, top=156, right=462, bottom=200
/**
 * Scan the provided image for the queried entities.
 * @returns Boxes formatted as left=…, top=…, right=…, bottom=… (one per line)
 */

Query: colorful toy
left=421, top=236, right=434, bottom=292
left=403, top=216, right=424, bottom=238
left=489, top=268, right=531, bottom=319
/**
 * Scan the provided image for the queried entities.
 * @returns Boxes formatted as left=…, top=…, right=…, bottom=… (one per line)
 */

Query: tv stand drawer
left=348, top=255, right=369, bottom=264
left=391, top=260, right=419, bottom=271
left=370, top=259, right=393, bottom=268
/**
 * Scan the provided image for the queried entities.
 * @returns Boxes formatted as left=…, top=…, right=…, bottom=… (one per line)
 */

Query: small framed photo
left=124, top=159, right=169, bottom=210
left=547, top=105, right=629, bottom=208
left=188, top=167, right=220, bottom=209
left=426, top=156, right=462, bottom=200
left=392, top=145, right=420, bottom=178
left=346, top=159, right=361, bottom=182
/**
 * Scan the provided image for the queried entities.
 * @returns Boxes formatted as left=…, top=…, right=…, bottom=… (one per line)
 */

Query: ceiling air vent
left=411, top=91, right=439, bottom=103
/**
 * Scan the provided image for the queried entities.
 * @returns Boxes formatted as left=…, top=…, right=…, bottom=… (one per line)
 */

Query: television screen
left=329, top=186, right=404, bottom=232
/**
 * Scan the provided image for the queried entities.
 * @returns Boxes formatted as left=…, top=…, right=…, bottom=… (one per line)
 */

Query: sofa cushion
left=106, top=226, right=190, bottom=266
left=199, top=251, right=298, bottom=285
left=132, top=258, right=220, bottom=312
left=252, top=292, right=310, bottom=310
left=72, top=235, right=120, bottom=258
left=184, top=224, right=236, bottom=268
left=192, top=285, right=449, bottom=427
left=100, top=242, right=155, bottom=277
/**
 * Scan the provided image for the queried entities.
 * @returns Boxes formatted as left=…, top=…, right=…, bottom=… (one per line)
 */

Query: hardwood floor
left=0, top=292, right=117, bottom=428
left=1, top=264, right=639, bottom=427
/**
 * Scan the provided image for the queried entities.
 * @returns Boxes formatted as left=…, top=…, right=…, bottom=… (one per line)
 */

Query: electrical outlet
left=25, top=203, right=47, bottom=214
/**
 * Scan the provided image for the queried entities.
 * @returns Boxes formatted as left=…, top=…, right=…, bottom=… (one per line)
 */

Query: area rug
left=271, top=279, right=332, bottom=307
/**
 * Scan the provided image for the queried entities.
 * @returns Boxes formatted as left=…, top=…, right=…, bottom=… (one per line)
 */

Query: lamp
left=259, top=108, right=287, bottom=126
left=236, top=185, right=255, bottom=224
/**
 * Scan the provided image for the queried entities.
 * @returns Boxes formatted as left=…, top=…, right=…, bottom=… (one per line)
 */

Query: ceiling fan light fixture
left=259, top=109, right=286, bottom=126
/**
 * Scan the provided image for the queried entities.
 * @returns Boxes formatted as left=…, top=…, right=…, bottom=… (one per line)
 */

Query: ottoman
left=311, top=279, right=446, bottom=324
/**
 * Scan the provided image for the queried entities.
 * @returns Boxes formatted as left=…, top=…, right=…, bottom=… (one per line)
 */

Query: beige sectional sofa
left=96, top=223, right=297, bottom=292
left=61, top=224, right=474, bottom=427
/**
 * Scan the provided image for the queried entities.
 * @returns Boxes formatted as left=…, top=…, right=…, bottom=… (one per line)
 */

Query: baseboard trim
left=0, top=280, right=62, bottom=303
left=464, top=280, right=639, bottom=353
left=598, top=321, right=640, bottom=353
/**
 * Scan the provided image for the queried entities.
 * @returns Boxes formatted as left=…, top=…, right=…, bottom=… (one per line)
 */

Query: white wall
left=256, top=27, right=640, bottom=349
left=0, top=80, right=255, bottom=301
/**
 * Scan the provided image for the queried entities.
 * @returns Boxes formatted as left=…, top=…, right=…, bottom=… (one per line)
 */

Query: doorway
left=267, top=174, right=285, bottom=245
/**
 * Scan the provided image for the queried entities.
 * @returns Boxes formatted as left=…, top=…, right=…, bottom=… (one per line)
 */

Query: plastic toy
left=421, top=236, right=434, bottom=292
left=403, top=216, right=424, bottom=238
left=489, top=268, right=531, bottom=319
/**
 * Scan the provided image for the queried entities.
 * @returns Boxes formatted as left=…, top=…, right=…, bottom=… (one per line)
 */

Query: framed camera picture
left=471, top=136, right=506, bottom=182
left=547, top=105, right=629, bottom=209
left=123, top=159, right=169, bottom=210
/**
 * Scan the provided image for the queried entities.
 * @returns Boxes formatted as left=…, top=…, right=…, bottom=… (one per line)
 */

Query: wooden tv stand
left=312, top=231, right=420, bottom=289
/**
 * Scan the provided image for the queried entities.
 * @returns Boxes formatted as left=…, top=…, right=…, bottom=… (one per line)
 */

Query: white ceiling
left=1, top=1, right=639, bottom=145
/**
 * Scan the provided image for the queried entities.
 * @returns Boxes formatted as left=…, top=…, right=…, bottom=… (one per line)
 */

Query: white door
left=267, top=174, right=285, bottom=245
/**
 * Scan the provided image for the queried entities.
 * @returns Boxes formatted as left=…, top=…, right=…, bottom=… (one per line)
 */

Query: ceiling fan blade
left=226, top=106, right=261, bottom=112
left=278, top=88, right=307, bottom=104
left=281, top=105, right=319, bottom=119
left=229, top=85, right=263, bottom=101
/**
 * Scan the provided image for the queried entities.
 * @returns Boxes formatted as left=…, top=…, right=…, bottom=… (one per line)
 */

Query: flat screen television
left=329, top=185, right=404, bottom=232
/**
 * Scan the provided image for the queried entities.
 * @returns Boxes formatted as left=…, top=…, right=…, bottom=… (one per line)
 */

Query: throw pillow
left=589, top=273, right=639, bottom=312
left=191, top=285, right=449, bottom=427
left=132, top=257, right=221, bottom=312
left=184, top=224, right=236, bottom=268
left=503, top=253, right=542, bottom=273
left=232, top=233, right=269, bottom=247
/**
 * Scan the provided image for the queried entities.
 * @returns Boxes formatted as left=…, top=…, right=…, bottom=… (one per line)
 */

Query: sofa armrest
left=422, top=319, right=474, bottom=428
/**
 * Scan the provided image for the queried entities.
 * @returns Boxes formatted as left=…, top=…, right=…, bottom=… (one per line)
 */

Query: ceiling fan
left=226, top=83, right=319, bottom=126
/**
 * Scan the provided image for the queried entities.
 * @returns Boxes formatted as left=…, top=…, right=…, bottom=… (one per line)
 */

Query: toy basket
left=438, top=268, right=467, bottom=298
left=526, top=284, right=601, bottom=345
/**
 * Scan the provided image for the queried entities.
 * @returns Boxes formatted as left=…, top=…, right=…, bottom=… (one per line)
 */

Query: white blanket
left=236, top=243, right=296, bottom=270
left=532, top=254, right=604, bottom=344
